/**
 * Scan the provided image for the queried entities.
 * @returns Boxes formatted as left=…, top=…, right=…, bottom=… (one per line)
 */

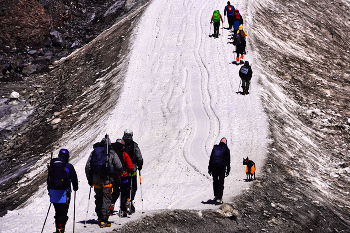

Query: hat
left=116, top=138, right=125, bottom=145
left=58, top=148, right=69, bottom=157
left=220, top=137, right=227, bottom=145
left=227, top=1, right=230, bottom=4
left=239, top=25, right=243, bottom=30
left=245, top=61, right=249, bottom=66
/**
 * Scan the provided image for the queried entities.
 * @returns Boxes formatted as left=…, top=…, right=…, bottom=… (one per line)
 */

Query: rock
left=50, top=29, right=63, bottom=47
left=10, top=91, right=20, bottom=99
left=28, top=50, right=37, bottom=55
left=51, top=118, right=61, bottom=125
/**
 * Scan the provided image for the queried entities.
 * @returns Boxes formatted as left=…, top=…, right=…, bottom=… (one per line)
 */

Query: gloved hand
left=225, top=167, right=230, bottom=177
left=208, top=170, right=212, bottom=176
left=88, top=180, right=93, bottom=187
left=138, top=164, right=142, bottom=171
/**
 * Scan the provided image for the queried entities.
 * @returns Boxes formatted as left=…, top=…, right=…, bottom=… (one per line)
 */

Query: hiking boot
left=216, top=199, right=223, bottom=204
left=109, top=204, right=115, bottom=216
left=129, top=202, right=135, bottom=215
left=56, top=228, right=65, bottom=233
left=213, top=196, right=217, bottom=201
left=120, top=210, right=127, bottom=217
left=100, top=221, right=112, bottom=228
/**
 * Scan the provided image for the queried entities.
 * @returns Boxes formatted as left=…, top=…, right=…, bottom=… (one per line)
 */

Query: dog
left=243, top=157, right=256, bottom=181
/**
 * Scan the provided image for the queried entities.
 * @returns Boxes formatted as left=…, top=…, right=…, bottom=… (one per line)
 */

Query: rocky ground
left=1, top=0, right=350, bottom=232
left=0, top=0, right=150, bottom=217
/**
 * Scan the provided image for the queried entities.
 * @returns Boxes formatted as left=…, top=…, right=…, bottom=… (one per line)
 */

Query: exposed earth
left=1, top=0, right=350, bottom=232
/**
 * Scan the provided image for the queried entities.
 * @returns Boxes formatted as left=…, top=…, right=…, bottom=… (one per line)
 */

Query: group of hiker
left=46, top=129, right=143, bottom=232
left=211, top=1, right=253, bottom=95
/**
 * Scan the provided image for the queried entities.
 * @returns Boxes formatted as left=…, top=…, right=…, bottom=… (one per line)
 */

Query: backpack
left=235, top=11, right=241, bottom=20
left=211, top=145, right=227, bottom=167
left=47, top=158, right=70, bottom=190
left=234, top=33, right=242, bottom=46
left=240, top=66, right=249, bottom=75
left=124, top=141, right=135, bottom=163
left=212, top=10, right=220, bottom=22
left=227, top=5, right=233, bottom=14
left=90, top=139, right=111, bottom=175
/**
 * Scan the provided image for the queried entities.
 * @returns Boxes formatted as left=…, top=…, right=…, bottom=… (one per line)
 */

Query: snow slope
left=0, top=0, right=268, bottom=232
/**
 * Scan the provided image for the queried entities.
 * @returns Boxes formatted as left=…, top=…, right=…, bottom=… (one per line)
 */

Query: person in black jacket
left=208, top=137, right=231, bottom=204
left=239, top=61, right=253, bottom=95
left=47, top=149, right=78, bottom=233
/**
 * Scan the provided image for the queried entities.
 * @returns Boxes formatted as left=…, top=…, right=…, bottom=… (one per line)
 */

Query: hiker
left=85, top=135, right=123, bottom=228
left=224, top=1, right=235, bottom=30
left=111, top=139, right=134, bottom=217
left=122, top=129, right=143, bottom=214
left=208, top=137, right=231, bottom=204
left=239, top=61, right=253, bottom=95
left=234, top=25, right=247, bottom=64
left=233, top=9, right=244, bottom=33
left=210, top=10, right=224, bottom=38
left=47, top=149, right=78, bottom=233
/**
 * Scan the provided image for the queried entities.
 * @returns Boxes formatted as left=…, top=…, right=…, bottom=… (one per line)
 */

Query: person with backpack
left=85, top=135, right=123, bottom=228
left=234, top=25, right=247, bottom=64
left=122, top=129, right=143, bottom=214
left=233, top=9, right=244, bottom=33
left=210, top=10, right=224, bottom=38
left=110, top=139, right=134, bottom=217
left=224, top=1, right=235, bottom=30
left=47, top=149, right=78, bottom=233
left=208, top=137, right=230, bottom=204
left=239, top=61, right=253, bottom=95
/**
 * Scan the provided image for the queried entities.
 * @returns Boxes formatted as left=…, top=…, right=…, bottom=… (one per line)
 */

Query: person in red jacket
left=111, top=139, right=134, bottom=217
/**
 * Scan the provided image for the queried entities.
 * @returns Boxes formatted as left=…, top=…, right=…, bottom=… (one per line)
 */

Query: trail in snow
left=0, top=0, right=268, bottom=232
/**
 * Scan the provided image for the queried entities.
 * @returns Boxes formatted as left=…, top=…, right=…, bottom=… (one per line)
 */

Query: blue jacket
left=224, top=5, right=235, bottom=16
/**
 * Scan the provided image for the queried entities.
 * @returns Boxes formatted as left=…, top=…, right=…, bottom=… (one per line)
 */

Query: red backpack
left=235, top=10, right=241, bottom=20
left=227, top=5, right=233, bottom=14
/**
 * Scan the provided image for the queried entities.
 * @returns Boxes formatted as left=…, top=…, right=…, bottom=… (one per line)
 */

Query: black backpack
left=234, top=33, right=242, bottom=46
left=48, top=158, right=70, bottom=190
left=211, top=145, right=227, bottom=167
left=90, top=137, right=111, bottom=175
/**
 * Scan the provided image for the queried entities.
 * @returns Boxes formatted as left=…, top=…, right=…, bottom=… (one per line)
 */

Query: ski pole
left=84, top=186, right=92, bottom=228
left=41, top=202, right=52, bottom=233
left=139, top=170, right=144, bottom=213
left=73, top=191, right=76, bottom=233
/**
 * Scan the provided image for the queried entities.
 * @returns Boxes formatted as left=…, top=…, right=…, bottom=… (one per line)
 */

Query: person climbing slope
left=210, top=10, right=224, bottom=38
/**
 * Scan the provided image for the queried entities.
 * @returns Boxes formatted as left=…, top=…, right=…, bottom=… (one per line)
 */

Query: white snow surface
left=0, top=0, right=269, bottom=232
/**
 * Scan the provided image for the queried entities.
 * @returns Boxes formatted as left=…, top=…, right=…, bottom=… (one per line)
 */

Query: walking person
left=110, top=139, right=134, bottom=217
left=122, top=129, right=143, bottom=214
left=224, top=1, right=235, bottom=30
left=234, top=25, right=247, bottom=64
left=233, top=9, right=244, bottom=33
left=208, top=137, right=230, bottom=204
left=85, top=135, right=123, bottom=228
left=210, top=10, right=224, bottom=38
left=47, top=149, right=78, bottom=233
left=239, top=61, right=253, bottom=95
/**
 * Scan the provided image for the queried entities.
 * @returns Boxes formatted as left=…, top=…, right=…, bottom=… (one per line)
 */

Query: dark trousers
left=130, top=175, right=138, bottom=201
left=212, top=169, right=225, bottom=200
left=213, top=21, right=220, bottom=38
left=227, top=15, right=234, bottom=29
left=111, top=177, right=131, bottom=212
left=94, top=186, right=112, bottom=221
left=53, top=202, right=69, bottom=229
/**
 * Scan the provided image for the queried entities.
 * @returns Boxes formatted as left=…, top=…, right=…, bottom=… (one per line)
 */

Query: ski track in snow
left=0, top=0, right=268, bottom=232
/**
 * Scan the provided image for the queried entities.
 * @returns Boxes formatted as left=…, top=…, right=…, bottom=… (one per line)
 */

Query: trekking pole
left=119, top=177, right=122, bottom=225
left=238, top=79, right=242, bottom=93
left=210, top=23, right=212, bottom=36
left=41, top=202, right=52, bottom=233
left=73, top=191, right=76, bottom=233
left=139, top=170, right=144, bottom=213
left=84, top=186, right=92, bottom=228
